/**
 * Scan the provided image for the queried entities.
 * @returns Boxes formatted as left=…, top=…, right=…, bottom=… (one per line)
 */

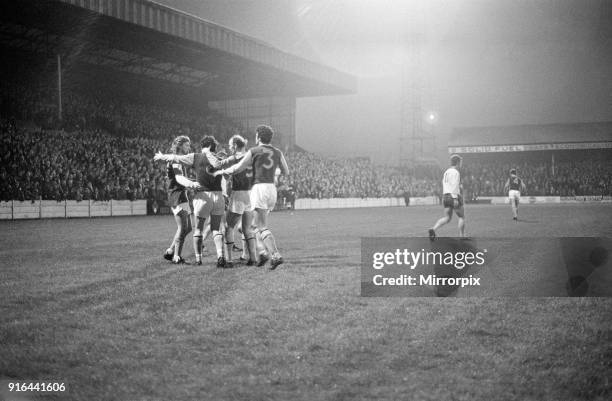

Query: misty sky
left=159, top=0, right=612, bottom=162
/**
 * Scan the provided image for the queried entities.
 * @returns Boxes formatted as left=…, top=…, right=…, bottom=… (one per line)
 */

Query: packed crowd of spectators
left=0, top=119, right=169, bottom=202
left=284, top=151, right=440, bottom=199
left=0, top=79, right=249, bottom=203
left=284, top=152, right=612, bottom=200
left=4, top=113, right=611, bottom=203
left=552, top=159, right=611, bottom=196
left=462, top=157, right=612, bottom=198
left=2, top=80, right=611, bottom=203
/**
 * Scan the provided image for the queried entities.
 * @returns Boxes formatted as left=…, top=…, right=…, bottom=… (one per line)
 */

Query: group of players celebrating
left=429, top=154, right=526, bottom=240
left=154, top=125, right=288, bottom=269
left=154, top=126, right=526, bottom=264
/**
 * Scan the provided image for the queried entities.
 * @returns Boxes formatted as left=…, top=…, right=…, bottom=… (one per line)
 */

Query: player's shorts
left=442, top=193, right=463, bottom=209
left=508, top=190, right=521, bottom=202
left=250, top=183, right=277, bottom=210
left=228, top=190, right=251, bottom=214
left=192, top=190, right=225, bottom=217
left=171, top=202, right=190, bottom=216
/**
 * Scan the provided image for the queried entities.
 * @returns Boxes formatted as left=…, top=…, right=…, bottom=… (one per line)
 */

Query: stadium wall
left=294, top=197, right=439, bottom=209
left=478, top=196, right=612, bottom=204
left=1, top=196, right=609, bottom=219
left=479, top=196, right=561, bottom=205
left=0, top=200, right=147, bottom=220
left=293, top=195, right=611, bottom=210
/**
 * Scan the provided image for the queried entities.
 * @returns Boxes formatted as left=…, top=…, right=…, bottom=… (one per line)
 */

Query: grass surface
left=1, top=204, right=611, bottom=400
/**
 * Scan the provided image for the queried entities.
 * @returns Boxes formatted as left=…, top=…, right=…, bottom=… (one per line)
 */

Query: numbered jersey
left=193, top=152, right=222, bottom=191
left=509, top=176, right=522, bottom=191
left=251, top=144, right=282, bottom=185
left=442, top=167, right=461, bottom=196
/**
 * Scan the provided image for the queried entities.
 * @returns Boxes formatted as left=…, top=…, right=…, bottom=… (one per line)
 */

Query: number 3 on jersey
left=260, top=147, right=274, bottom=169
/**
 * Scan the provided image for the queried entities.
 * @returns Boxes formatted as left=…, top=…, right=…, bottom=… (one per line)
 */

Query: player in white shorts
left=504, top=168, right=526, bottom=221
left=217, top=125, right=289, bottom=269
left=161, top=136, right=201, bottom=264
left=429, top=154, right=466, bottom=240
left=155, top=136, right=228, bottom=267
left=217, top=135, right=259, bottom=265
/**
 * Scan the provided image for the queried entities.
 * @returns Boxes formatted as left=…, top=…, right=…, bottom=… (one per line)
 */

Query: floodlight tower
left=398, top=1, right=436, bottom=166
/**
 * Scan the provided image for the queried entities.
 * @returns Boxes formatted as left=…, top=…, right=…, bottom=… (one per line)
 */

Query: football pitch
left=1, top=203, right=611, bottom=400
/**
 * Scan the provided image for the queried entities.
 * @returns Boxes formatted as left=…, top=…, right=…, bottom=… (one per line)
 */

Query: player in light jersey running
left=155, top=136, right=228, bottom=267
left=429, top=154, right=466, bottom=240
left=216, top=125, right=289, bottom=269
left=504, top=168, right=526, bottom=221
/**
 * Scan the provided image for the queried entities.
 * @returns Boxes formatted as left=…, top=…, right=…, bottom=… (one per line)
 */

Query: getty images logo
left=372, top=248, right=487, bottom=270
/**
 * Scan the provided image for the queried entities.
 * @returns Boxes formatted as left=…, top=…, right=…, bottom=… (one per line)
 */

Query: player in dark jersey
left=218, top=135, right=259, bottom=265
left=217, top=125, right=289, bottom=269
left=504, top=168, right=527, bottom=221
left=155, top=136, right=228, bottom=267
left=162, top=136, right=201, bottom=264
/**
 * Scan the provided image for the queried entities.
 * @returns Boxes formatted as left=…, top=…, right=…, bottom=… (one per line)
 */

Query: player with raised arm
left=219, top=135, right=259, bottom=265
left=429, top=154, right=465, bottom=240
left=216, top=125, right=289, bottom=269
left=163, top=135, right=200, bottom=264
left=504, top=168, right=526, bottom=221
left=155, top=136, right=229, bottom=267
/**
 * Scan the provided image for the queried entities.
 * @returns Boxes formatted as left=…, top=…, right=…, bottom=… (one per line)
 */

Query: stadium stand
left=4, top=80, right=612, bottom=204
left=4, top=71, right=612, bottom=205
left=2, top=1, right=611, bottom=211
left=451, top=122, right=612, bottom=201
left=0, top=75, right=251, bottom=204
left=0, top=0, right=357, bottom=213
left=285, top=151, right=440, bottom=199
left=0, top=118, right=167, bottom=202
left=462, top=156, right=612, bottom=199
